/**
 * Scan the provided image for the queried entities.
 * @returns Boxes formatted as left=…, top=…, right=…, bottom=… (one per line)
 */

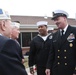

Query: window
left=17, top=32, right=38, bottom=47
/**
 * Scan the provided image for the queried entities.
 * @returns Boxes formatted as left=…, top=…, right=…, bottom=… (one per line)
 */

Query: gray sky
left=0, top=0, right=76, bottom=19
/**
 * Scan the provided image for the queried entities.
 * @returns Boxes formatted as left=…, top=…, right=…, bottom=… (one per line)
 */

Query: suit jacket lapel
left=56, top=30, right=62, bottom=49
left=59, top=31, right=62, bottom=46
left=60, top=25, right=71, bottom=47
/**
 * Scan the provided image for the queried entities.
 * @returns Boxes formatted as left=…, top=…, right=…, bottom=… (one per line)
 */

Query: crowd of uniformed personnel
left=29, top=9, right=76, bottom=75
left=0, top=8, right=76, bottom=75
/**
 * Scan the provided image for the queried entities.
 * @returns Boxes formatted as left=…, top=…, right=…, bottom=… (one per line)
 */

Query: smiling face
left=53, top=16, right=67, bottom=29
left=38, top=25, right=48, bottom=36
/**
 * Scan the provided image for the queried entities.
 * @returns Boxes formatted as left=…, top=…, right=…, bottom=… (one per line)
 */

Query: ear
left=0, top=20, right=6, bottom=31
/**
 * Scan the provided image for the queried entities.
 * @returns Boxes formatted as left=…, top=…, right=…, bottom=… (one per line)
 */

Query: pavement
left=24, top=56, right=37, bottom=75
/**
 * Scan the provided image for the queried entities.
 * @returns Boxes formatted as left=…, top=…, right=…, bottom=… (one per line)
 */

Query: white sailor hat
left=36, top=21, right=48, bottom=27
left=51, top=10, right=69, bottom=20
left=11, top=22, right=20, bottom=28
left=0, top=8, right=11, bottom=20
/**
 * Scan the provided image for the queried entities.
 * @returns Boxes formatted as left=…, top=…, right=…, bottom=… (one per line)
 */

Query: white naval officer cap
left=11, top=22, right=20, bottom=28
left=36, top=21, right=48, bottom=27
left=51, top=9, right=69, bottom=20
left=0, top=8, right=11, bottom=20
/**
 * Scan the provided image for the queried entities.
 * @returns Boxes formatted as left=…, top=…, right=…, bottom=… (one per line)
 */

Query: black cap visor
left=51, top=13, right=67, bottom=20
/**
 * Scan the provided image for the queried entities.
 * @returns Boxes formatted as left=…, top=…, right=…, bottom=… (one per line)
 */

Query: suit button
left=58, top=50, right=60, bottom=52
left=64, top=50, right=67, bottom=52
left=58, top=62, right=60, bottom=65
left=64, top=56, right=67, bottom=59
left=57, top=56, right=60, bottom=58
left=65, top=63, right=67, bottom=65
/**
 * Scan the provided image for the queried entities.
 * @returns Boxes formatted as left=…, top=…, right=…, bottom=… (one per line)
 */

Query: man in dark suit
left=29, top=21, right=53, bottom=75
left=45, top=10, right=76, bottom=75
left=11, top=21, right=24, bottom=64
left=0, top=8, right=27, bottom=75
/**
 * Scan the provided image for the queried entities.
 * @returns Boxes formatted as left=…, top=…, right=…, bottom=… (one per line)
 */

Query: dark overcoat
left=0, top=35, right=27, bottom=75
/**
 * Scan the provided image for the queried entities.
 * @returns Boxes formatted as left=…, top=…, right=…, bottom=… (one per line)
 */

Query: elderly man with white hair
left=11, top=21, right=20, bottom=40
left=11, top=21, right=25, bottom=64
left=0, top=8, right=27, bottom=75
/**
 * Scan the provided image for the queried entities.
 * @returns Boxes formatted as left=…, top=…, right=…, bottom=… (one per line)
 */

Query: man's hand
left=30, top=67, right=34, bottom=75
left=22, top=58, right=25, bottom=64
left=45, top=69, right=50, bottom=75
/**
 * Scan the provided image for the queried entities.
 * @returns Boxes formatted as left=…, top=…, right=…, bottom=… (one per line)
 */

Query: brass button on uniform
left=58, top=50, right=60, bottom=52
left=64, top=50, right=67, bottom=52
left=65, top=63, right=67, bottom=65
left=58, top=62, right=60, bottom=65
left=57, top=56, right=60, bottom=58
left=69, top=43, right=73, bottom=47
left=64, top=56, right=67, bottom=59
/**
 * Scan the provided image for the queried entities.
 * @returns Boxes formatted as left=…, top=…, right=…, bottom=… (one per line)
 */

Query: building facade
left=11, top=15, right=76, bottom=54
